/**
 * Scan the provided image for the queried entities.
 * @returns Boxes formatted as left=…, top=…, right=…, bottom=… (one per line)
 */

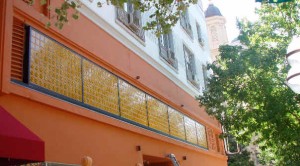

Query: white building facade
left=79, top=0, right=212, bottom=96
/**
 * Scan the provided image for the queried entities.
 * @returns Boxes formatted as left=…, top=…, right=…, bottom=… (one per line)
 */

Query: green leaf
left=55, top=8, right=61, bottom=15
left=72, top=13, right=79, bottom=20
left=27, top=0, right=35, bottom=6
left=97, top=2, right=102, bottom=7
left=198, top=2, right=300, bottom=163
left=45, top=21, right=51, bottom=28
left=40, top=0, right=47, bottom=5
left=70, top=1, right=77, bottom=9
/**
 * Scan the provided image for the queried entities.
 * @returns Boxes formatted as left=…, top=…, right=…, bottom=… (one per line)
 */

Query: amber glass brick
left=196, top=123, right=208, bottom=148
left=29, top=29, right=82, bottom=101
left=184, top=116, right=198, bottom=144
left=119, top=80, right=148, bottom=126
left=82, top=60, right=119, bottom=115
left=168, top=107, right=185, bottom=140
left=147, top=95, right=169, bottom=134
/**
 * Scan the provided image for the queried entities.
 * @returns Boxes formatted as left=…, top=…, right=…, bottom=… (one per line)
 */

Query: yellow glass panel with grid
left=82, top=60, right=119, bottom=115
left=119, top=80, right=148, bottom=126
left=196, top=123, right=208, bottom=148
left=168, top=108, right=185, bottom=140
left=184, top=116, right=198, bottom=144
left=147, top=95, right=169, bottom=134
left=30, top=29, right=82, bottom=101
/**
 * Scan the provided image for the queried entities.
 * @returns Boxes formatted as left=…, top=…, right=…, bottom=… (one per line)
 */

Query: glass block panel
left=29, top=29, right=82, bottom=101
left=147, top=95, right=169, bottom=134
left=196, top=123, right=208, bottom=148
left=168, top=107, right=185, bottom=140
left=184, top=116, right=198, bottom=144
left=83, top=60, right=119, bottom=115
left=27, top=28, right=208, bottom=149
left=119, top=80, right=148, bottom=126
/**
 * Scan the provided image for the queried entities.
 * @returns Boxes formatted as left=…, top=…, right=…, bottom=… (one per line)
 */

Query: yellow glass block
left=119, top=80, right=148, bottom=126
left=28, top=29, right=208, bottom=149
left=184, top=116, right=197, bottom=144
left=29, top=29, right=82, bottom=101
left=147, top=95, right=169, bottom=134
left=168, top=107, right=185, bottom=140
left=82, top=60, right=119, bottom=115
left=196, top=123, right=208, bottom=148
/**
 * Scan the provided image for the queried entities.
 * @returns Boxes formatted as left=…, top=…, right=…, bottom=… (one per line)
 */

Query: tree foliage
left=197, top=1, right=300, bottom=165
left=26, top=0, right=197, bottom=35
left=228, top=150, right=254, bottom=166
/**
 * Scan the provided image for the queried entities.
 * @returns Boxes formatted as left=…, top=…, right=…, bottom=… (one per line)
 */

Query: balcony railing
left=14, top=26, right=208, bottom=149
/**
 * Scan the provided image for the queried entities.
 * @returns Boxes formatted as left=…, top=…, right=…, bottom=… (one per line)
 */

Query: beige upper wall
left=205, top=10, right=228, bottom=61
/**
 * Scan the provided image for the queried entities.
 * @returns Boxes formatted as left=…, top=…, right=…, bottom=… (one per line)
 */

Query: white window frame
left=180, top=10, right=193, bottom=39
left=158, top=31, right=177, bottom=69
left=196, top=23, right=204, bottom=47
left=183, top=45, right=199, bottom=88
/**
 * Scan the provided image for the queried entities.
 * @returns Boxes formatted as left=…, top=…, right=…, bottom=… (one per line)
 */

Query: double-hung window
left=196, top=23, right=204, bottom=47
left=184, top=45, right=199, bottom=88
left=202, top=64, right=208, bottom=90
left=159, top=32, right=177, bottom=69
left=116, top=0, right=144, bottom=41
left=180, top=10, right=193, bottom=39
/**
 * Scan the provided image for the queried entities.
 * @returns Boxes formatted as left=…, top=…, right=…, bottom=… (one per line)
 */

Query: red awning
left=0, top=106, right=45, bottom=165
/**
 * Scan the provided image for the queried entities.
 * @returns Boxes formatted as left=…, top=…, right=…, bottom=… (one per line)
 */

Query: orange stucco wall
left=0, top=94, right=226, bottom=165
left=0, top=0, right=227, bottom=165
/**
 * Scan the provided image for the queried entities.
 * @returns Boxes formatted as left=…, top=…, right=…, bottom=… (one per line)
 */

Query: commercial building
left=0, top=0, right=227, bottom=165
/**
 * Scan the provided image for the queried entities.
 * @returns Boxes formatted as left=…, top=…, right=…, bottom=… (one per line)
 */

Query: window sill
left=115, top=19, right=146, bottom=46
left=180, top=26, right=194, bottom=42
left=187, top=80, right=200, bottom=91
left=198, top=41, right=205, bottom=49
left=159, top=56, right=179, bottom=73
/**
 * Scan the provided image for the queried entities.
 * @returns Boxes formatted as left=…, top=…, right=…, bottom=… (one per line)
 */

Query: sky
left=202, top=0, right=260, bottom=42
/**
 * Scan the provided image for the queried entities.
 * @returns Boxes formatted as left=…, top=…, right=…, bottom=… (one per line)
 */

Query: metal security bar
left=25, top=27, right=208, bottom=149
